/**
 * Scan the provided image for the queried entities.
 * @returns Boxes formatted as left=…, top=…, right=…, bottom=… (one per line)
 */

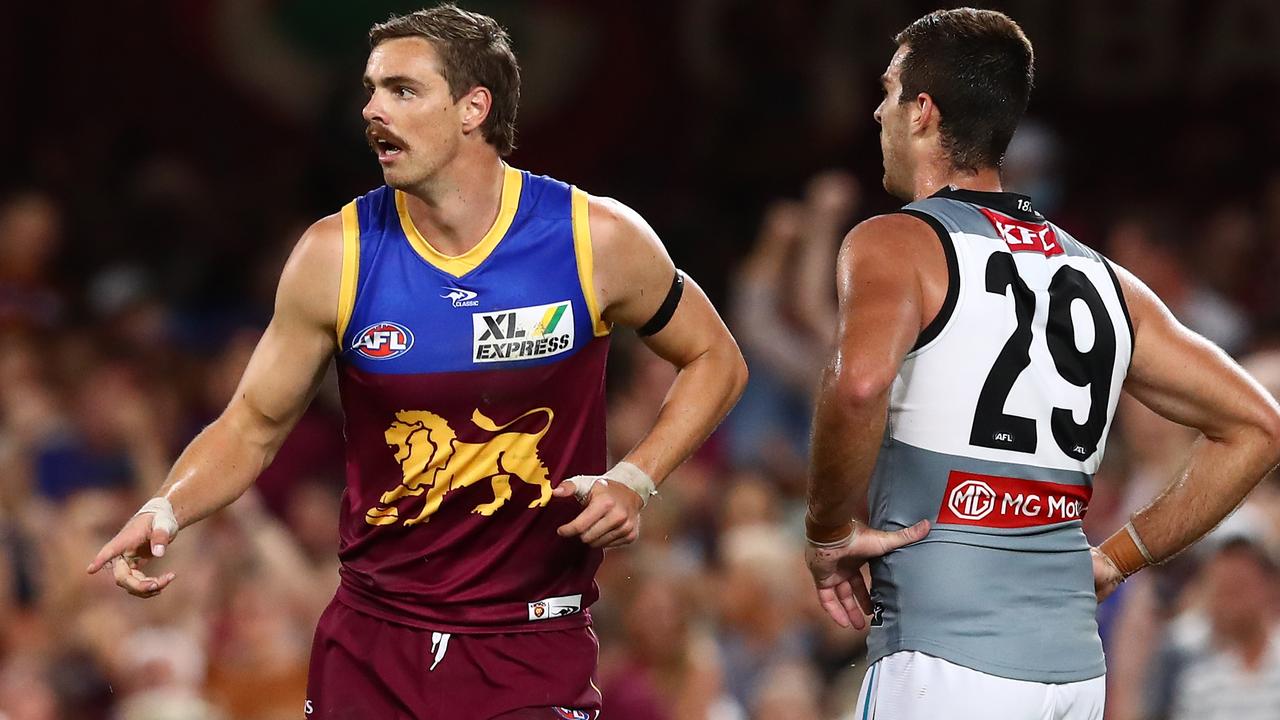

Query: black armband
left=636, top=270, right=684, bottom=337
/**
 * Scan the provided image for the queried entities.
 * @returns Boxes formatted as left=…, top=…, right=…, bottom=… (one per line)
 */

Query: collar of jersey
left=931, top=186, right=1043, bottom=222
left=395, top=164, right=523, bottom=278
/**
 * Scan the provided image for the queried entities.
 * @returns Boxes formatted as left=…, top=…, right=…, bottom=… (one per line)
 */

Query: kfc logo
left=979, top=208, right=1063, bottom=257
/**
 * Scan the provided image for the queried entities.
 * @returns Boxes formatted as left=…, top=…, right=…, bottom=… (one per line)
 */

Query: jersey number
left=969, top=254, right=1116, bottom=460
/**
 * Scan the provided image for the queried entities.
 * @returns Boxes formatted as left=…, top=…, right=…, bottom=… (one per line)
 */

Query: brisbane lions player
left=89, top=5, right=746, bottom=718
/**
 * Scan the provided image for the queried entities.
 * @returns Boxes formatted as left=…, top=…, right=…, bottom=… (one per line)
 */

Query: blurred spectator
left=0, top=192, right=64, bottom=332
left=1003, top=119, right=1065, bottom=215
left=1145, top=511, right=1280, bottom=720
left=726, top=172, right=858, bottom=469
left=1107, top=209, right=1251, bottom=354
left=600, top=571, right=741, bottom=720
left=714, top=524, right=815, bottom=710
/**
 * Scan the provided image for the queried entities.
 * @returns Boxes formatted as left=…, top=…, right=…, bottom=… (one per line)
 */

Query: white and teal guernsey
left=866, top=187, right=1134, bottom=683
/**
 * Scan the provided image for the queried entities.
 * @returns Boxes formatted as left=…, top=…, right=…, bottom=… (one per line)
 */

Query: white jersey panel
left=889, top=209, right=1132, bottom=475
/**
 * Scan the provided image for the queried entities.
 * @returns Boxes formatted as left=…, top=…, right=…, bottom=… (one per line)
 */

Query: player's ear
left=459, top=86, right=492, bottom=136
left=911, top=92, right=937, bottom=136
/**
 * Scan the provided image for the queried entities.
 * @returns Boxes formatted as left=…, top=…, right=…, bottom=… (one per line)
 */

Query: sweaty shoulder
left=840, top=212, right=946, bottom=281
left=584, top=194, right=676, bottom=329
left=276, top=212, right=345, bottom=339
left=845, top=212, right=939, bottom=252
left=838, top=213, right=950, bottom=340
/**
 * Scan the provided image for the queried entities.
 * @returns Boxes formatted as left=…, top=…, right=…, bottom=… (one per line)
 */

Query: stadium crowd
left=3, top=2, right=1280, bottom=719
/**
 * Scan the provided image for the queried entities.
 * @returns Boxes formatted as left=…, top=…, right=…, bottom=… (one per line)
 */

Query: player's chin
left=381, top=167, right=414, bottom=190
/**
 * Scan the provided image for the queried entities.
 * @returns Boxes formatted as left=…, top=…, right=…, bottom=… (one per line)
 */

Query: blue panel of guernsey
left=338, top=165, right=610, bottom=374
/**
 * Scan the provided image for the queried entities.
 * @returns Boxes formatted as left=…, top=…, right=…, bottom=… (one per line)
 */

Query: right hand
left=805, top=519, right=930, bottom=629
left=86, top=512, right=177, bottom=598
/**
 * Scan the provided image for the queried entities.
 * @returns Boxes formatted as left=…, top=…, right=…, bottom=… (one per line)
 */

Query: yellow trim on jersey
left=336, top=201, right=361, bottom=347
left=571, top=187, right=612, bottom=337
left=396, top=164, right=523, bottom=278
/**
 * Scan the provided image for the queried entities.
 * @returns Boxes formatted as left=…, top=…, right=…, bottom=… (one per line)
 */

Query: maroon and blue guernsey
left=331, top=165, right=611, bottom=633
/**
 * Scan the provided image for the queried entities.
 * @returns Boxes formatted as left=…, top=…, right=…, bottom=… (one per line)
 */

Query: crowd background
left=3, top=1, right=1280, bottom=718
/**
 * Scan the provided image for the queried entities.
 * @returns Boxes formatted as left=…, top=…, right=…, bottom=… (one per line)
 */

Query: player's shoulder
left=848, top=211, right=938, bottom=240
left=274, top=209, right=347, bottom=323
left=294, top=210, right=346, bottom=267
left=581, top=192, right=665, bottom=259
left=840, top=212, right=940, bottom=265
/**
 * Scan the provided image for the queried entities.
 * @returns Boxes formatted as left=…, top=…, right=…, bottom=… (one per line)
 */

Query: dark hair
left=894, top=8, right=1034, bottom=172
left=370, top=4, right=520, bottom=156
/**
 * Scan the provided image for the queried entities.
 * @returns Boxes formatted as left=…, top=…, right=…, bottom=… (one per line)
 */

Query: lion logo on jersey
left=364, top=407, right=555, bottom=526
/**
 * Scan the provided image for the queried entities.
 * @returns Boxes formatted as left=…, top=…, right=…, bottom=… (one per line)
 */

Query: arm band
left=636, top=270, right=684, bottom=337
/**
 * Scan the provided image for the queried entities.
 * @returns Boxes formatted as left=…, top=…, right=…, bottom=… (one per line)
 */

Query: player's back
left=867, top=188, right=1133, bottom=682
left=330, top=165, right=611, bottom=633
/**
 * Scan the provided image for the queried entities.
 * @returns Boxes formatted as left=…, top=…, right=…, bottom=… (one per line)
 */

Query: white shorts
left=851, top=651, right=1105, bottom=720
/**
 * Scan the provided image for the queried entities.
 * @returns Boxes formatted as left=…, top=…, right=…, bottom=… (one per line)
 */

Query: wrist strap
left=1126, top=521, right=1157, bottom=565
left=1100, top=521, right=1153, bottom=578
left=805, top=515, right=857, bottom=549
left=569, top=462, right=657, bottom=507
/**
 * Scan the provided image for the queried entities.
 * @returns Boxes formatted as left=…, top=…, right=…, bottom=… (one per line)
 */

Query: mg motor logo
left=937, top=470, right=1092, bottom=529
left=352, top=321, right=414, bottom=360
left=947, top=479, right=996, bottom=521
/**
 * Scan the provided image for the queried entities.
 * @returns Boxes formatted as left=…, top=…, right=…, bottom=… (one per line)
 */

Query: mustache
left=366, top=124, right=408, bottom=151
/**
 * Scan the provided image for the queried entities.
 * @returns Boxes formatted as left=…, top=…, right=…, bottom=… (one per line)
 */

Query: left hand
left=806, top=519, right=930, bottom=629
left=1090, top=546, right=1126, bottom=603
left=554, top=477, right=644, bottom=549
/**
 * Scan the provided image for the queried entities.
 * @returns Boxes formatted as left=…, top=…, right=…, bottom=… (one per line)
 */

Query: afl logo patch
left=352, top=321, right=414, bottom=360
left=553, top=709, right=593, bottom=720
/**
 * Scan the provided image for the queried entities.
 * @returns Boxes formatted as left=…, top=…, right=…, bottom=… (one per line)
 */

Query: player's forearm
left=622, top=343, right=746, bottom=485
left=1126, top=425, right=1280, bottom=563
left=155, top=405, right=286, bottom=529
left=806, top=366, right=891, bottom=530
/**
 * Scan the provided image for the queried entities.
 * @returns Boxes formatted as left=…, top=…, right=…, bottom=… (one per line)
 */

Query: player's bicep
left=637, top=274, right=735, bottom=368
left=587, top=196, right=737, bottom=367
left=1118, top=263, right=1277, bottom=440
left=224, top=217, right=343, bottom=447
left=589, top=196, right=677, bottom=329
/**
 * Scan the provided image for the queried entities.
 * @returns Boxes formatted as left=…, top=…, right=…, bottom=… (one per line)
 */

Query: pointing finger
left=89, top=532, right=139, bottom=574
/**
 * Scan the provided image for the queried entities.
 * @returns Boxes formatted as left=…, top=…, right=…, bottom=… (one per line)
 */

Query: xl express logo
left=352, top=321, right=414, bottom=360
left=472, top=301, right=574, bottom=363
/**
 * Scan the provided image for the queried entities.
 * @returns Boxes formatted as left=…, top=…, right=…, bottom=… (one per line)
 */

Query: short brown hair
left=370, top=4, right=520, bottom=156
left=895, top=8, right=1034, bottom=172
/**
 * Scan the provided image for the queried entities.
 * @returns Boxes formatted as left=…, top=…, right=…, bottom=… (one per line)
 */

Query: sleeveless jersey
left=331, top=165, right=611, bottom=633
left=866, top=188, right=1133, bottom=682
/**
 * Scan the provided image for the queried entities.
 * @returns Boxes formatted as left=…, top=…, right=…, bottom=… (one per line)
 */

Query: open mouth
left=374, top=138, right=403, bottom=158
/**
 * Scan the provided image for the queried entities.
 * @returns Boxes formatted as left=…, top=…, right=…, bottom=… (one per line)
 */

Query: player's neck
left=911, top=165, right=1003, bottom=202
left=401, top=153, right=507, bottom=256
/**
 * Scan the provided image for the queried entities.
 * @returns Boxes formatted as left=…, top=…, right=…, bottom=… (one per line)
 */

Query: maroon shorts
left=305, top=599, right=602, bottom=719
